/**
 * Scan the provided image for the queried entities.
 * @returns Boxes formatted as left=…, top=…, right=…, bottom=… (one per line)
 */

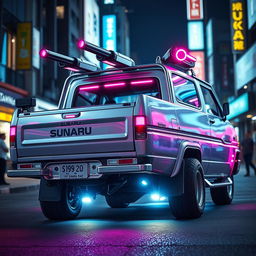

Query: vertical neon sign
left=102, top=15, right=116, bottom=69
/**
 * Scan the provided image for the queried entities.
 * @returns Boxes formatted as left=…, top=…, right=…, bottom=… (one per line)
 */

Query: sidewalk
left=0, top=164, right=252, bottom=195
left=0, top=174, right=40, bottom=194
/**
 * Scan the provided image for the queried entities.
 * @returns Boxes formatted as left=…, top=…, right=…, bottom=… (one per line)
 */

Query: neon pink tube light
left=175, top=49, right=187, bottom=61
left=65, top=114, right=76, bottom=119
left=104, top=82, right=126, bottom=88
left=79, top=85, right=100, bottom=91
left=103, top=60, right=116, bottom=66
left=64, top=67, right=80, bottom=72
left=130, top=79, right=154, bottom=85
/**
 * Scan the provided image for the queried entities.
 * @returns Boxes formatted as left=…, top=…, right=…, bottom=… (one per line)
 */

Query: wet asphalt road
left=0, top=170, right=256, bottom=256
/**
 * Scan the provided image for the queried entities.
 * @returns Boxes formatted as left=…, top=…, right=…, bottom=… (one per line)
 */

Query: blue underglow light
left=82, top=196, right=92, bottom=204
left=141, top=180, right=148, bottom=186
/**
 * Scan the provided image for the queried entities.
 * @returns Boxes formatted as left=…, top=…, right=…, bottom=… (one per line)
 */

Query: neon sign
left=231, top=0, right=246, bottom=52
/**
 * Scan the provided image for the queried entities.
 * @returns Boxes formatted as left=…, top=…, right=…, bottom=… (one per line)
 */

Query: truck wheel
left=210, top=176, right=234, bottom=205
left=40, top=183, right=82, bottom=220
left=105, top=194, right=129, bottom=208
left=169, top=158, right=205, bottom=219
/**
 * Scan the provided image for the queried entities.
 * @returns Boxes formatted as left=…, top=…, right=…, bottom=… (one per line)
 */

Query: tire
left=169, top=158, right=205, bottom=219
left=105, top=193, right=142, bottom=208
left=210, top=176, right=234, bottom=205
left=40, top=183, right=82, bottom=220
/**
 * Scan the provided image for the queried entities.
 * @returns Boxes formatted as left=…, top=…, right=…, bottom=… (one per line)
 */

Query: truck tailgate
left=16, top=105, right=134, bottom=157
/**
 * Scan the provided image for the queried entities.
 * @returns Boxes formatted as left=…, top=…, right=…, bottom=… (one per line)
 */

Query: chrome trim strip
left=146, top=155, right=176, bottom=160
left=7, top=169, right=41, bottom=177
left=98, top=164, right=152, bottom=174
left=18, top=151, right=137, bottom=162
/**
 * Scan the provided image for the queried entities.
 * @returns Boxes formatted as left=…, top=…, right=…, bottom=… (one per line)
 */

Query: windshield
left=72, top=78, right=160, bottom=108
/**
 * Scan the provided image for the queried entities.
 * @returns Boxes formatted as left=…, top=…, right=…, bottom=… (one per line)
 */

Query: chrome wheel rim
left=195, top=170, right=204, bottom=208
left=67, top=185, right=80, bottom=210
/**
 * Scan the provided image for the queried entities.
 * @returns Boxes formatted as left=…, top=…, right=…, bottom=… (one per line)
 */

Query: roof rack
left=39, top=48, right=100, bottom=73
left=77, top=40, right=135, bottom=68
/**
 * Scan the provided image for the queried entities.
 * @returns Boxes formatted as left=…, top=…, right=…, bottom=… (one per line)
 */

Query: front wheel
left=40, top=183, right=82, bottom=220
left=210, top=176, right=234, bottom=205
left=169, top=158, right=205, bottom=219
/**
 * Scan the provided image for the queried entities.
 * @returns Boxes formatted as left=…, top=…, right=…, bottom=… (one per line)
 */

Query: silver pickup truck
left=8, top=42, right=240, bottom=220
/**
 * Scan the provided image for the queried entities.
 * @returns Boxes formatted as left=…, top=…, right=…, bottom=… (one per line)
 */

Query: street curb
left=0, top=184, right=40, bottom=195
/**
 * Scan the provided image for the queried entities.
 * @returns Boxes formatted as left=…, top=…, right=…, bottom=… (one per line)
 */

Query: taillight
left=10, top=126, right=16, bottom=147
left=135, top=116, right=147, bottom=140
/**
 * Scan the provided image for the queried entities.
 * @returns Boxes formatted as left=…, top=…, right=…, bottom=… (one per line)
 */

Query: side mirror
left=223, top=102, right=230, bottom=117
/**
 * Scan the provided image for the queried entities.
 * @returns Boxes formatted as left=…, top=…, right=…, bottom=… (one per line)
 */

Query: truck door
left=200, top=85, right=231, bottom=176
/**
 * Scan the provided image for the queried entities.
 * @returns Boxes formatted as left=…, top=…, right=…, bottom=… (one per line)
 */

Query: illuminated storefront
left=0, top=82, right=28, bottom=149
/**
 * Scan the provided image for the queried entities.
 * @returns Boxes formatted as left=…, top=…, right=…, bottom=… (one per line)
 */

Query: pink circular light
left=175, top=49, right=187, bottom=61
left=39, top=49, right=47, bottom=58
left=78, top=40, right=85, bottom=49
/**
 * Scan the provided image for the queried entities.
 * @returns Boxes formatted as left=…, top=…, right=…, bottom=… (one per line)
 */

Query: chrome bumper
left=7, top=169, right=41, bottom=177
left=98, top=164, right=152, bottom=174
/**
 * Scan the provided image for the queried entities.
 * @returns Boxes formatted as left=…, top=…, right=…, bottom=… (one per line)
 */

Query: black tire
left=169, top=158, right=205, bottom=219
left=105, top=193, right=142, bottom=208
left=210, top=176, right=234, bottom=205
left=40, top=183, right=82, bottom=220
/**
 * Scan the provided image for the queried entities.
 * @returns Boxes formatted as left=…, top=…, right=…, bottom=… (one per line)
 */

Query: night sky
left=120, top=0, right=230, bottom=65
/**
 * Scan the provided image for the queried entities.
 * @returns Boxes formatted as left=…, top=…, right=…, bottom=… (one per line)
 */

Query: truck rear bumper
left=7, top=169, right=41, bottom=177
left=98, top=164, right=152, bottom=174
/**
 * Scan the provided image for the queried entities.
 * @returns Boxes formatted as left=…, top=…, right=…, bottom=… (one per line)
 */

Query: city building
left=228, top=0, right=256, bottom=141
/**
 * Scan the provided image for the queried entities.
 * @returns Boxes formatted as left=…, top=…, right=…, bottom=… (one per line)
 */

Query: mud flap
left=168, top=160, right=184, bottom=196
left=39, top=178, right=63, bottom=202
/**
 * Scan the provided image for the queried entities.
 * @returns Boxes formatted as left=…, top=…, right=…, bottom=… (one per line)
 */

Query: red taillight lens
left=135, top=116, right=147, bottom=140
left=10, top=126, right=16, bottom=147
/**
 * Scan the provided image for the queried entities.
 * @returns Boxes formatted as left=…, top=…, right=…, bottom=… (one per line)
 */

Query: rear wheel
left=210, top=176, right=234, bottom=205
left=40, top=183, right=82, bottom=220
left=169, top=158, right=205, bottom=219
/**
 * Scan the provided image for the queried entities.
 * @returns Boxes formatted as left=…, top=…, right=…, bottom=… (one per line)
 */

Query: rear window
left=72, top=78, right=160, bottom=108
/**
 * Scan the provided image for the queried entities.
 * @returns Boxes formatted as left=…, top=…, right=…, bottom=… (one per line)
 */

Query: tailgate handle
left=62, top=113, right=80, bottom=119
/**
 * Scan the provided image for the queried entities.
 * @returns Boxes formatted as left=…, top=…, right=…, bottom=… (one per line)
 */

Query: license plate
left=59, top=163, right=87, bottom=179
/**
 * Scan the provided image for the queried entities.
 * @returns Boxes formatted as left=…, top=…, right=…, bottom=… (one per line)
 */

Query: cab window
left=172, top=74, right=200, bottom=108
left=200, top=86, right=222, bottom=117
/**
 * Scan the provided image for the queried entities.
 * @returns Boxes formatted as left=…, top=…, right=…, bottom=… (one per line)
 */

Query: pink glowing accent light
left=135, top=116, right=146, bottom=126
left=175, top=49, right=187, bottom=61
left=189, top=97, right=199, bottom=103
left=131, top=79, right=154, bottom=85
left=77, top=40, right=85, bottom=49
left=175, top=49, right=196, bottom=62
left=104, top=82, right=126, bottom=88
left=79, top=85, right=100, bottom=91
left=10, top=126, right=16, bottom=136
left=103, top=60, right=116, bottom=66
left=65, top=114, right=76, bottom=119
left=64, top=67, right=80, bottom=72
left=39, top=49, right=47, bottom=58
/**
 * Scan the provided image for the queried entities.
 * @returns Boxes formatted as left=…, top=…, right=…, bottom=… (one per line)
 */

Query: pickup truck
left=8, top=42, right=240, bottom=220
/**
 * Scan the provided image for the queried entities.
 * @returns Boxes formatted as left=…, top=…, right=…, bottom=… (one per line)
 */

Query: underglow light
left=82, top=197, right=92, bottom=204
left=175, top=49, right=187, bottom=61
left=104, top=82, right=126, bottom=88
left=77, top=39, right=86, bottom=49
left=64, top=67, right=80, bottom=72
left=79, top=85, right=100, bottom=91
left=141, top=180, right=148, bottom=186
left=135, top=116, right=146, bottom=126
left=151, top=193, right=160, bottom=201
left=160, top=196, right=166, bottom=201
left=39, top=49, right=47, bottom=58
left=131, top=79, right=154, bottom=85
left=103, top=60, right=116, bottom=66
